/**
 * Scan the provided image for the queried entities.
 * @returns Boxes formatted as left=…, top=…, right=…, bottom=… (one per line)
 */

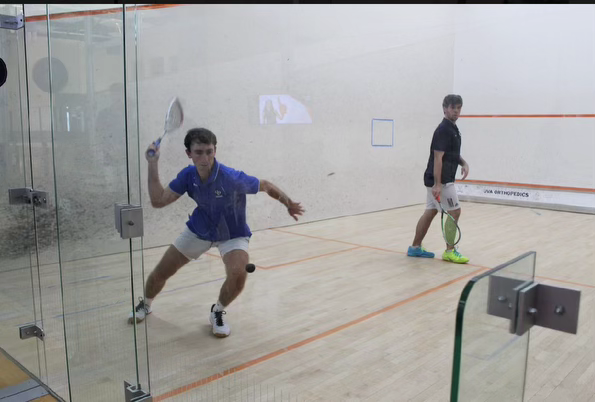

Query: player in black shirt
left=407, top=94, right=470, bottom=264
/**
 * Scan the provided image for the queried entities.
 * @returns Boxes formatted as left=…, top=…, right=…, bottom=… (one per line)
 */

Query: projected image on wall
left=259, top=94, right=312, bottom=125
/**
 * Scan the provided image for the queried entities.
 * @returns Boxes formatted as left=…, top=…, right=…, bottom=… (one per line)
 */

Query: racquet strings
left=443, top=213, right=460, bottom=246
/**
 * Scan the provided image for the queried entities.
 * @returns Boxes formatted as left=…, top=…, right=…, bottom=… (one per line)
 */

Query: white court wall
left=135, top=5, right=461, bottom=248
left=137, top=5, right=595, bottom=249
left=453, top=5, right=595, bottom=189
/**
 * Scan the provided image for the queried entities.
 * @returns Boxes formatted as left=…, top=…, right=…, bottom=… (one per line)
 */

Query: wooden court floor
left=0, top=347, right=58, bottom=401
left=1, top=202, right=593, bottom=401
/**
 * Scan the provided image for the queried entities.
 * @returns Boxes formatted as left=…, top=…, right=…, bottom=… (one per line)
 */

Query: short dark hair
left=443, top=94, right=463, bottom=108
left=184, top=128, right=217, bottom=151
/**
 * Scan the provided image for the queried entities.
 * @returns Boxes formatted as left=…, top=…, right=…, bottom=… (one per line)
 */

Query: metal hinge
left=115, top=203, right=144, bottom=239
left=0, top=14, right=24, bottom=30
left=488, top=276, right=581, bottom=336
left=9, top=188, right=49, bottom=209
left=20, top=324, right=45, bottom=341
left=124, top=381, right=152, bottom=402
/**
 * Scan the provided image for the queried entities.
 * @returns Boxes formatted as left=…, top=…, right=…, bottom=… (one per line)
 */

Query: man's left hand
left=287, top=200, right=305, bottom=221
left=461, top=163, right=470, bottom=180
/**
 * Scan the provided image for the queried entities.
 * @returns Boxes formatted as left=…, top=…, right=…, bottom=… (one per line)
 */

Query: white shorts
left=172, top=226, right=250, bottom=260
left=426, top=182, right=460, bottom=211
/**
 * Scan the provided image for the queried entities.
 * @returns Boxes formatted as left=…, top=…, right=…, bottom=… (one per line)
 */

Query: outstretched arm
left=259, top=179, right=305, bottom=221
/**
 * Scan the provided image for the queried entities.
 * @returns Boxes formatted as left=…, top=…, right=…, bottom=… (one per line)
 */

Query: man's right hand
left=432, top=184, right=441, bottom=200
left=146, top=143, right=160, bottom=162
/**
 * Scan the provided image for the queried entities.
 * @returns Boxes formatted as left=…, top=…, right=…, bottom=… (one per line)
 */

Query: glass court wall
left=0, top=4, right=149, bottom=401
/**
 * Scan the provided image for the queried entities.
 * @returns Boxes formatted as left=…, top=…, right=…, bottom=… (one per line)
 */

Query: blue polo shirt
left=168, top=159, right=260, bottom=242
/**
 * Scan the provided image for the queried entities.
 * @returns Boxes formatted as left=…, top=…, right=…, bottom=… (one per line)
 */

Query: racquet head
left=164, top=97, right=184, bottom=133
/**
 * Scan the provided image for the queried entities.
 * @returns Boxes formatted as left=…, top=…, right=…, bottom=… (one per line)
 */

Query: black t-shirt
left=423, top=118, right=462, bottom=187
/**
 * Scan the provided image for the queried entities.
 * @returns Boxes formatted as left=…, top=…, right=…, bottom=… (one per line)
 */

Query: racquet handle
left=147, top=138, right=162, bottom=157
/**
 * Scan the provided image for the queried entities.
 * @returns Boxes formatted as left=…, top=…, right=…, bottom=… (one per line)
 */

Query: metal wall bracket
left=0, top=14, right=24, bottom=30
left=124, top=381, right=152, bottom=402
left=19, top=324, right=45, bottom=341
left=516, top=282, right=581, bottom=336
left=9, top=187, right=49, bottom=209
left=115, top=203, right=144, bottom=239
left=488, top=276, right=581, bottom=336
left=487, top=275, right=529, bottom=333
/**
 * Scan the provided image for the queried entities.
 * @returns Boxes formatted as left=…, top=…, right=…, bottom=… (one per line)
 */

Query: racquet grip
left=147, top=138, right=162, bottom=157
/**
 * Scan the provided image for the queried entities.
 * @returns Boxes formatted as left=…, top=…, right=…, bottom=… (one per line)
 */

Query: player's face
left=187, top=143, right=216, bottom=173
left=444, top=103, right=462, bottom=122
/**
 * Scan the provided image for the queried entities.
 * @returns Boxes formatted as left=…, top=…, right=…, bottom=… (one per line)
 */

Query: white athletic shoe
left=209, top=304, right=230, bottom=338
left=128, top=298, right=152, bottom=324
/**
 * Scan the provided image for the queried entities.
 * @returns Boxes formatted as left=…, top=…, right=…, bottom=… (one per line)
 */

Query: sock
left=213, top=301, right=226, bottom=312
left=145, top=298, right=154, bottom=307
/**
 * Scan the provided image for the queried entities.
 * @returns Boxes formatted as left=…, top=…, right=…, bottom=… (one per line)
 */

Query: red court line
left=271, top=228, right=362, bottom=248
left=272, top=229, right=595, bottom=288
left=25, top=4, right=185, bottom=22
left=205, top=252, right=222, bottom=259
left=204, top=247, right=361, bottom=271
left=535, top=276, right=595, bottom=289
left=182, top=226, right=595, bottom=288
left=154, top=265, right=488, bottom=401
left=458, top=179, right=595, bottom=194
left=460, top=114, right=595, bottom=118
left=262, top=246, right=361, bottom=270
left=270, top=228, right=490, bottom=271
left=183, top=227, right=595, bottom=289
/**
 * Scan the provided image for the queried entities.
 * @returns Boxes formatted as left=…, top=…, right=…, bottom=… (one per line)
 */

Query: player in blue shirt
left=128, top=128, right=304, bottom=338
